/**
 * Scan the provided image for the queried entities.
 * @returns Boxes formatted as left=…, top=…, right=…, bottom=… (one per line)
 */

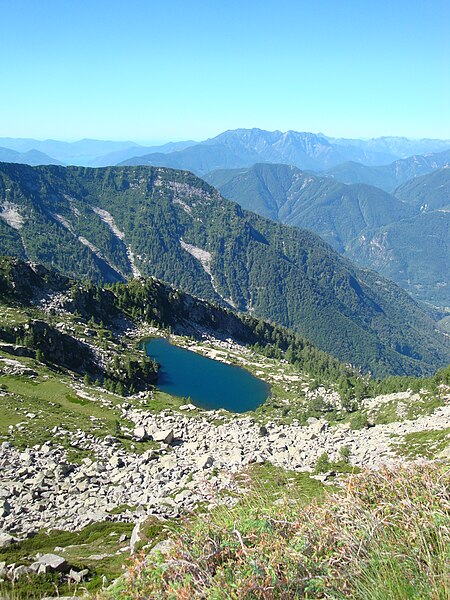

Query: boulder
left=0, top=500, right=11, bottom=518
left=13, top=564, right=33, bottom=580
left=32, top=553, right=68, bottom=573
left=0, top=533, right=16, bottom=548
left=69, top=568, right=89, bottom=583
left=153, top=429, right=174, bottom=445
left=130, top=520, right=142, bottom=554
left=110, top=456, right=125, bottom=468
left=197, top=454, right=214, bottom=470
left=0, top=488, right=11, bottom=500
left=148, top=538, right=175, bottom=557
left=133, top=426, right=149, bottom=442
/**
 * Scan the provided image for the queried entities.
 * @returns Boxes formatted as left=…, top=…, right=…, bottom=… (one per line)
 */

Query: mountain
left=328, top=135, right=450, bottom=158
left=202, top=129, right=397, bottom=167
left=344, top=168, right=450, bottom=307
left=395, top=167, right=450, bottom=211
left=120, top=128, right=398, bottom=174
left=119, top=143, right=261, bottom=174
left=205, top=163, right=414, bottom=252
left=0, top=162, right=448, bottom=376
left=3, top=131, right=450, bottom=172
left=207, top=163, right=450, bottom=307
left=323, top=150, right=450, bottom=192
left=0, top=146, right=63, bottom=166
left=0, top=138, right=137, bottom=166
left=345, top=210, right=450, bottom=308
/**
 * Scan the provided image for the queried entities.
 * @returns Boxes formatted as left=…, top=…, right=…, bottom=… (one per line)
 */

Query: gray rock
left=197, top=454, right=214, bottom=469
left=69, top=567, right=89, bottom=583
left=33, top=553, right=68, bottom=573
left=110, top=456, right=125, bottom=468
left=179, top=403, right=197, bottom=411
left=0, top=499, right=11, bottom=518
left=130, top=520, right=142, bottom=554
left=149, top=538, right=174, bottom=557
left=153, top=429, right=174, bottom=445
left=0, top=533, right=15, bottom=548
left=0, top=488, right=10, bottom=500
left=133, top=426, right=149, bottom=441
left=13, top=564, right=33, bottom=579
left=174, top=489, right=192, bottom=503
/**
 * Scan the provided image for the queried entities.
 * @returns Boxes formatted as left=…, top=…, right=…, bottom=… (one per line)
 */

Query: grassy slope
left=105, top=463, right=450, bottom=600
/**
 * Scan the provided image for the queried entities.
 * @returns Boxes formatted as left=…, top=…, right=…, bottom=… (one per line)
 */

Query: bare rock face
left=130, top=520, right=143, bottom=554
left=0, top=500, right=11, bottom=518
left=133, top=426, right=150, bottom=441
left=197, top=454, right=214, bottom=469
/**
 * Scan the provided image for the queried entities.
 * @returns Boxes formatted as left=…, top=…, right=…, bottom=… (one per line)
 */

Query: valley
left=206, top=161, right=450, bottom=308
left=0, top=164, right=449, bottom=377
left=3, top=1, right=450, bottom=596
left=0, top=132, right=449, bottom=599
left=0, top=257, right=448, bottom=596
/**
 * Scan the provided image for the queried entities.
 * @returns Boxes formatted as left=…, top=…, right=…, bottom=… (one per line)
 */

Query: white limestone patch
left=180, top=240, right=212, bottom=275
left=180, top=239, right=236, bottom=307
left=127, top=249, right=142, bottom=278
left=0, top=203, right=24, bottom=230
left=173, top=197, right=192, bottom=214
left=92, top=206, right=141, bottom=277
left=78, top=236, right=101, bottom=255
left=92, top=207, right=125, bottom=240
left=52, top=213, right=74, bottom=233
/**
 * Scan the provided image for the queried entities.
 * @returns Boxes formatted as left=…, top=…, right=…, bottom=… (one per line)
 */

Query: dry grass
left=104, top=462, right=450, bottom=599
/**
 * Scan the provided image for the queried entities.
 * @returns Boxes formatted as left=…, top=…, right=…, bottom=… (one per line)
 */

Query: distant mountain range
left=345, top=168, right=450, bottom=307
left=0, top=146, right=63, bottom=166
left=119, top=129, right=450, bottom=175
left=0, top=162, right=448, bottom=377
left=325, top=135, right=450, bottom=158
left=323, top=150, right=450, bottom=192
left=0, top=138, right=139, bottom=166
left=1, top=129, right=449, bottom=172
left=118, top=129, right=424, bottom=174
left=206, top=163, right=450, bottom=308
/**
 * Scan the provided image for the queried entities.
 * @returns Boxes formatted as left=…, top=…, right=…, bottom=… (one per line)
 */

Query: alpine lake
left=145, top=337, right=270, bottom=413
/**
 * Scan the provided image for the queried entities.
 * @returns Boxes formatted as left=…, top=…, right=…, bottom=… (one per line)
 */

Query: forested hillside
left=0, top=162, right=449, bottom=376
left=205, top=163, right=414, bottom=252
left=208, top=163, right=450, bottom=307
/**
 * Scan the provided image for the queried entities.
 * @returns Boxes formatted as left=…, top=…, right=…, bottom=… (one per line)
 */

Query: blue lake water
left=145, top=337, right=270, bottom=413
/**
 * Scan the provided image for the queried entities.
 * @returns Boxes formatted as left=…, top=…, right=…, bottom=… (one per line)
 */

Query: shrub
left=314, top=452, right=333, bottom=473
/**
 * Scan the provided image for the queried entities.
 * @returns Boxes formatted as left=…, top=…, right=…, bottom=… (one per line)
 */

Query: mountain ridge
left=0, top=162, right=448, bottom=376
left=206, top=163, right=450, bottom=307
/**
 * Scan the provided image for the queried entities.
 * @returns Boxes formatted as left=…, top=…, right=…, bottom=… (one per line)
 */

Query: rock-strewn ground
left=1, top=393, right=449, bottom=540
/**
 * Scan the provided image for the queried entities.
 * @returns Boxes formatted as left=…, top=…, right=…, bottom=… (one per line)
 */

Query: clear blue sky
left=1, top=0, right=449, bottom=142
